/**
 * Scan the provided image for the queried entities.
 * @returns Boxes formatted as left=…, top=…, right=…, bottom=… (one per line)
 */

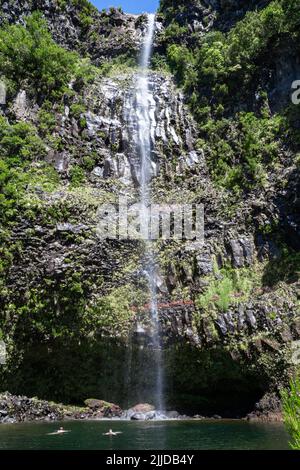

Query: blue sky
left=91, top=1, right=159, bottom=14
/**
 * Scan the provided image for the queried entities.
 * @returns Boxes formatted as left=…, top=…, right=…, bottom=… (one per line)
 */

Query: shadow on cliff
left=2, top=339, right=270, bottom=418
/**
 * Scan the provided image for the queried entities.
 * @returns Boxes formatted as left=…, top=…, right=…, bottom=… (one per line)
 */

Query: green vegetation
left=83, top=285, right=139, bottom=334
left=196, top=263, right=258, bottom=312
left=38, top=106, right=57, bottom=136
left=0, top=13, right=78, bottom=99
left=262, top=246, right=300, bottom=286
left=74, top=0, right=97, bottom=31
left=69, top=166, right=86, bottom=188
left=0, top=12, right=97, bottom=101
left=0, top=116, right=46, bottom=223
left=281, top=377, right=300, bottom=449
left=99, top=54, right=138, bottom=76
left=160, top=0, right=300, bottom=192
left=0, top=115, right=60, bottom=300
left=200, top=112, right=284, bottom=191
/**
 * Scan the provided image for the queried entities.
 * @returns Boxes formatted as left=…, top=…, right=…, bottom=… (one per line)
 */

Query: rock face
left=129, top=403, right=155, bottom=413
left=83, top=72, right=204, bottom=185
left=158, top=0, right=272, bottom=47
left=124, top=404, right=166, bottom=420
left=0, top=392, right=64, bottom=423
left=247, top=392, right=283, bottom=422
left=0, top=0, right=145, bottom=63
left=0, top=392, right=123, bottom=423
left=84, top=399, right=122, bottom=417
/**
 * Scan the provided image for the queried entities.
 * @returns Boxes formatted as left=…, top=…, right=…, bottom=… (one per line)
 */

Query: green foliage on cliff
left=191, top=1, right=285, bottom=94
left=165, top=0, right=299, bottom=94
left=161, top=0, right=300, bottom=192
left=83, top=285, right=137, bottom=334
left=196, top=264, right=257, bottom=312
left=200, top=111, right=284, bottom=191
left=0, top=12, right=97, bottom=101
left=281, top=377, right=300, bottom=449
left=0, top=116, right=46, bottom=223
left=0, top=12, right=79, bottom=99
left=56, top=0, right=97, bottom=29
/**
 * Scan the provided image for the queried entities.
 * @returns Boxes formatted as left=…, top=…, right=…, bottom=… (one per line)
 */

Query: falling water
left=136, top=14, right=165, bottom=413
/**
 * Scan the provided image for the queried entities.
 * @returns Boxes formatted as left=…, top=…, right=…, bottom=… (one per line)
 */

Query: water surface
left=0, top=420, right=289, bottom=450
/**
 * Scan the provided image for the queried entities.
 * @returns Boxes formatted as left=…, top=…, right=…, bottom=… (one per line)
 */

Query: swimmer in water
left=48, top=427, right=70, bottom=435
left=57, top=427, right=68, bottom=434
left=103, top=429, right=122, bottom=436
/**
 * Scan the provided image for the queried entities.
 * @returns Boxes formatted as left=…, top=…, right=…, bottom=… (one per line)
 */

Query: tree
left=0, top=12, right=78, bottom=99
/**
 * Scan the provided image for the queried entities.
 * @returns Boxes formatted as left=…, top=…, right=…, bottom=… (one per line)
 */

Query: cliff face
left=0, top=0, right=299, bottom=415
left=0, top=0, right=145, bottom=62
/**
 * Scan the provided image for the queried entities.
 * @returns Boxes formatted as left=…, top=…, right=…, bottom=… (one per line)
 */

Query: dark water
left=0, top=420, right=289, bottom=450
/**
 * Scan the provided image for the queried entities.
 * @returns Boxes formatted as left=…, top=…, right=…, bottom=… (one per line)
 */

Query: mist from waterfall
left=136, top=13, right=165, bottom=413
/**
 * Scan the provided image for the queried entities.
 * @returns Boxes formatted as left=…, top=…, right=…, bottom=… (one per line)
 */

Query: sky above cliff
left=91, top=1, right=159, bottom=14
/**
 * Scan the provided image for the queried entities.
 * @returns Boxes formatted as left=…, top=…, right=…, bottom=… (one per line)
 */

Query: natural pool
left=0, top=420, right=289, bottom=450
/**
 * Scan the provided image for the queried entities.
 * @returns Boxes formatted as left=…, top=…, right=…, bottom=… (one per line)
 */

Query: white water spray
left=136, top=14, right=165, bottom=413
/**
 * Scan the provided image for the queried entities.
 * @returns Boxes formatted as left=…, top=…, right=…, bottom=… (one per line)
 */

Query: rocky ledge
left=246, top=393, right=283, bottom=422
left=0, top=394, right=282, bottom=424
left=0, top=393, right=122, bottom=424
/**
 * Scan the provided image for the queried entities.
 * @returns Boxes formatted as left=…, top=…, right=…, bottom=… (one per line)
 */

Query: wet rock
left=56, top=223, right=88, bottom=234
left=124, top=403, right=157, bottom=420
left=84, top=72, right=202, bottom=186
left=215, top=315, right=227, bottom=336
left=12, top=90, right=29, bottom=120
left=0, top=392, right=123, bottom=423
left=84, top=399, right=122, bottom=417
left=130, top=403, right=155, bottom=413
left=228, top=238, right=254, bottom=267
left=0, top=392, right=65, bottom=423
left=84, top=399, right=104, bottom=410
left=246, top=310, right=257, bottom=330
left=166, top=410, right=180, bottom=419
left=130, top=412, right=145, bottom=420
left=196, top=252, right=213, bottom=275
left=247, top=392, right=282, bottom=422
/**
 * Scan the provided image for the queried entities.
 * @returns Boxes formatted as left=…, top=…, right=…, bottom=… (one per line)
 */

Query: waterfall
left=136, top=14, right=165, bottom=414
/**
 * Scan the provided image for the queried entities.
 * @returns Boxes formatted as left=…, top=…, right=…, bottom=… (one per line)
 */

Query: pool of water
left=0, top=420, right=289, bottom=450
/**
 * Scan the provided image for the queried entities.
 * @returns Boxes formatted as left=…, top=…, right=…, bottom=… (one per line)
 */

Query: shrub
left=0, top=116, right=48, bottom=223
left=70, top=103, right=86, bottom=120
left=196, top=265, right=256, bottom=312
left=167, top=44, right=194, bottom=84
left=281, top=377, right=300, bottom=449
left=200, top=112, right=284, bottom=191
left=0, top=13, right=78, bottom=99
left=69, top=166, right=85, bottom=188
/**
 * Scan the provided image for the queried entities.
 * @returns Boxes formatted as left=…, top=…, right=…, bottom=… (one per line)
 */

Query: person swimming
left=57, top=427, right=68, bottom=434
left=103, top=429, right=122, bottom=436
left=48, top=427, right=70, bottom=435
